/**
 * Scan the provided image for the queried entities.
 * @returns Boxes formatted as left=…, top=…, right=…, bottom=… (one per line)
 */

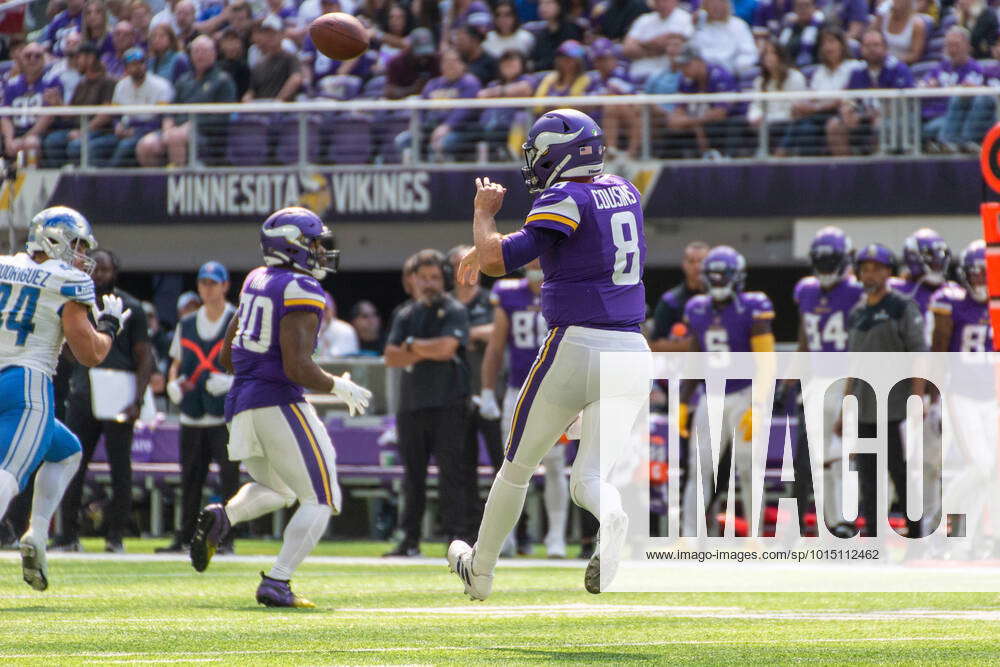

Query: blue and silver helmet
left=702, top=245, right=746, bottom=302
left=26, top=206, right=97, bottom=274
left=521, top=108, right=605, bottom=194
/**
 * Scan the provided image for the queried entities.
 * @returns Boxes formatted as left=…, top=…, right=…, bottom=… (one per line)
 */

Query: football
left=309, top=12, right=369, bottom=61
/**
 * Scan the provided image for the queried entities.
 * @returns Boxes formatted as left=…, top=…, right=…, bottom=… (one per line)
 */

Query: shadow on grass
left=0, top=605, right=59, bottom=613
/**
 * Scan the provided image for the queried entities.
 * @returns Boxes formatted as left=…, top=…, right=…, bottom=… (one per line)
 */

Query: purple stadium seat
left=926, top=35, right=945, bottom=62
left=374, top=108, right=413, bottom=164
left=920, top=13, right=939, bottom=58
left=362, top=75, right=386, bottom=99
left=274, top=114, right=322, bottom=165
left=225, top=115, right=269, bottom=167
left=323, top=112, right=373, bottom=164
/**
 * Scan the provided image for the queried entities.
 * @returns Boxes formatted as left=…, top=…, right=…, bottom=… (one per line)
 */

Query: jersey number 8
left=610, top=211, right=640, bottom=286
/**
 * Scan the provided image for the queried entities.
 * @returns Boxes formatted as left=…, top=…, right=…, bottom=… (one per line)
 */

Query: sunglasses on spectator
left=22, top=52, right=43, bottom=60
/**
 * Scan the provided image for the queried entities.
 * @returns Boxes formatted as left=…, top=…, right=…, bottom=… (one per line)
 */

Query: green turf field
left=3, top=538, right=1000, bottom=664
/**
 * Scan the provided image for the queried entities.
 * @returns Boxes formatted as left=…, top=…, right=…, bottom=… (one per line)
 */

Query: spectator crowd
left=1, top=0, right=999, bottom=164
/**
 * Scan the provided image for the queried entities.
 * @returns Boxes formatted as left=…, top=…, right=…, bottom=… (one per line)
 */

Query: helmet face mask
left=27, top=207, right=98, bottom=274
left=809, top=226, right=852, bottom=289
left=260, top=207, right=339, bottom=280
left=702, top=246, right=746, bottom=302
left=958, top=240, right=988, bottom=303
left=903, top=229, right=950, bottom=285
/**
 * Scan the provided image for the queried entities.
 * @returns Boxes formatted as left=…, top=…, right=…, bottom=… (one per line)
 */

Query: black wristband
left=96, top=317, right=118, bottom=341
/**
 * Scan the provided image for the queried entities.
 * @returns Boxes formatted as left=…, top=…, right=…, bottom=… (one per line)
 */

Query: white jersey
left=0, top=253, right=95, bottom=377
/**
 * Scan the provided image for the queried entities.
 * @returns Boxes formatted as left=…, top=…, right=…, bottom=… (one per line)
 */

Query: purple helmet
left=702, top=245, right=746, bottom=301
left=809, top=226, right=853, bottom=288
left=855, top=242, right=896, bottom=271
left=260, top=207, right=339, bottom=279
left=522, top=108, right=605, bottom=193
left=902, top=228, right=950, bottom=285
left=957, top=239, right=988, bottom=303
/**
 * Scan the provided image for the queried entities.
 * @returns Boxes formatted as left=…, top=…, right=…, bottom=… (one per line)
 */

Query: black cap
left=77, top=41, right=100, bottom=56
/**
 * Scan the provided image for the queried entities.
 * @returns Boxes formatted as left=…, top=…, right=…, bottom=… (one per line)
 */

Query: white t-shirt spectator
left=483, top=28, right=537, bottom=59
left=625, top=8, right=694, bottom=79
left=319, top=318, right=360, bottom=358
left=113, top=72, right=174, bottom=125
left=690, top=13, right=758, bottom=76
left=810, top=59, right=858, bottom=91
left=747, top=68, right=808, bottom=123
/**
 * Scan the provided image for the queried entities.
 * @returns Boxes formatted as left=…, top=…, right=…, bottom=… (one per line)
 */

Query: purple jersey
left=929, top=284, right=992, bottom=352
left=793, top=275, right=864, bottom=351
left=684, top=291, right=774, bottom=393
left=888, top=276, right=939, bottom=314
left=920, top=59, right=983, bottom=119
left=889, top=276, right=950, bottom=345
left=524, top=174, right=646, bottom=331
left=3, top=74, right=63, bottom=133
left=225, top=266, right=327, bottom=421
left=40, top=10, right=84, bottom=57
left=492, top=278, right=546, bottom=388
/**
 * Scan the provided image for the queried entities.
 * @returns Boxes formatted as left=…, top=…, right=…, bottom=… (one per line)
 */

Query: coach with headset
left=383, top=249, right=471, bottom=557
left=836, top=243, right=927, bottom=539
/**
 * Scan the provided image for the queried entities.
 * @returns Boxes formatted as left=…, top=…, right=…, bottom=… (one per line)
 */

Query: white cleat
left=447, top=540, right=493, bottom=601
left=585, top=512, right=628, bottom=594
left=20, top=533, right=48, bottom=591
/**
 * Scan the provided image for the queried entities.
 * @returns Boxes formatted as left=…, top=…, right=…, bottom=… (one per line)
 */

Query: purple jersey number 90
left=234, top=293, right=274, bottom=354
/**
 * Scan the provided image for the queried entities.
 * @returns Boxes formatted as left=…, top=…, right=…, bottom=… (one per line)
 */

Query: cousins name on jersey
left=167, top=172, right=431, bottom=217
left=590, top=183, right=638, bottom=210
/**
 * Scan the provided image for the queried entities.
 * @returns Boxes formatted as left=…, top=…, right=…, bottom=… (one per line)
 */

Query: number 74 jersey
left=226, top=265, right=327, bottom=422
left=524, top=174, right=647, bottom=331
left=793, top=276, right=865, bottom=352
left=0, top=253, right=95, bottom=377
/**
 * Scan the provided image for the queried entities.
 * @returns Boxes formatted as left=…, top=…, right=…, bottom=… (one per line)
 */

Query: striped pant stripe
left=280, top=403, right=333, bottom=506
left=504, top=326, right=565, bottom=461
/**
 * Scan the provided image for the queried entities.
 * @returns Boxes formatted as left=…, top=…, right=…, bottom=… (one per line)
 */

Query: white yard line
left=82, top=660, right=221, bottom=665
left=0, top=552, right=582, bottom=569
left=14, top=604, right=1000, bottom=623
left=0, top=637, right=981, bottom=660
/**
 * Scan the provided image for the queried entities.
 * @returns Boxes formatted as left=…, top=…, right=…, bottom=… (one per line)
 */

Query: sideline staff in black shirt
left=384, top=249, right=471, bottom=556
left=55, top=249, right=153, bottom=553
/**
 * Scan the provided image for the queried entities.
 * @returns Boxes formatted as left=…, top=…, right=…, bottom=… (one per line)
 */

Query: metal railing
left=2, top=86, right=995, bottom=169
